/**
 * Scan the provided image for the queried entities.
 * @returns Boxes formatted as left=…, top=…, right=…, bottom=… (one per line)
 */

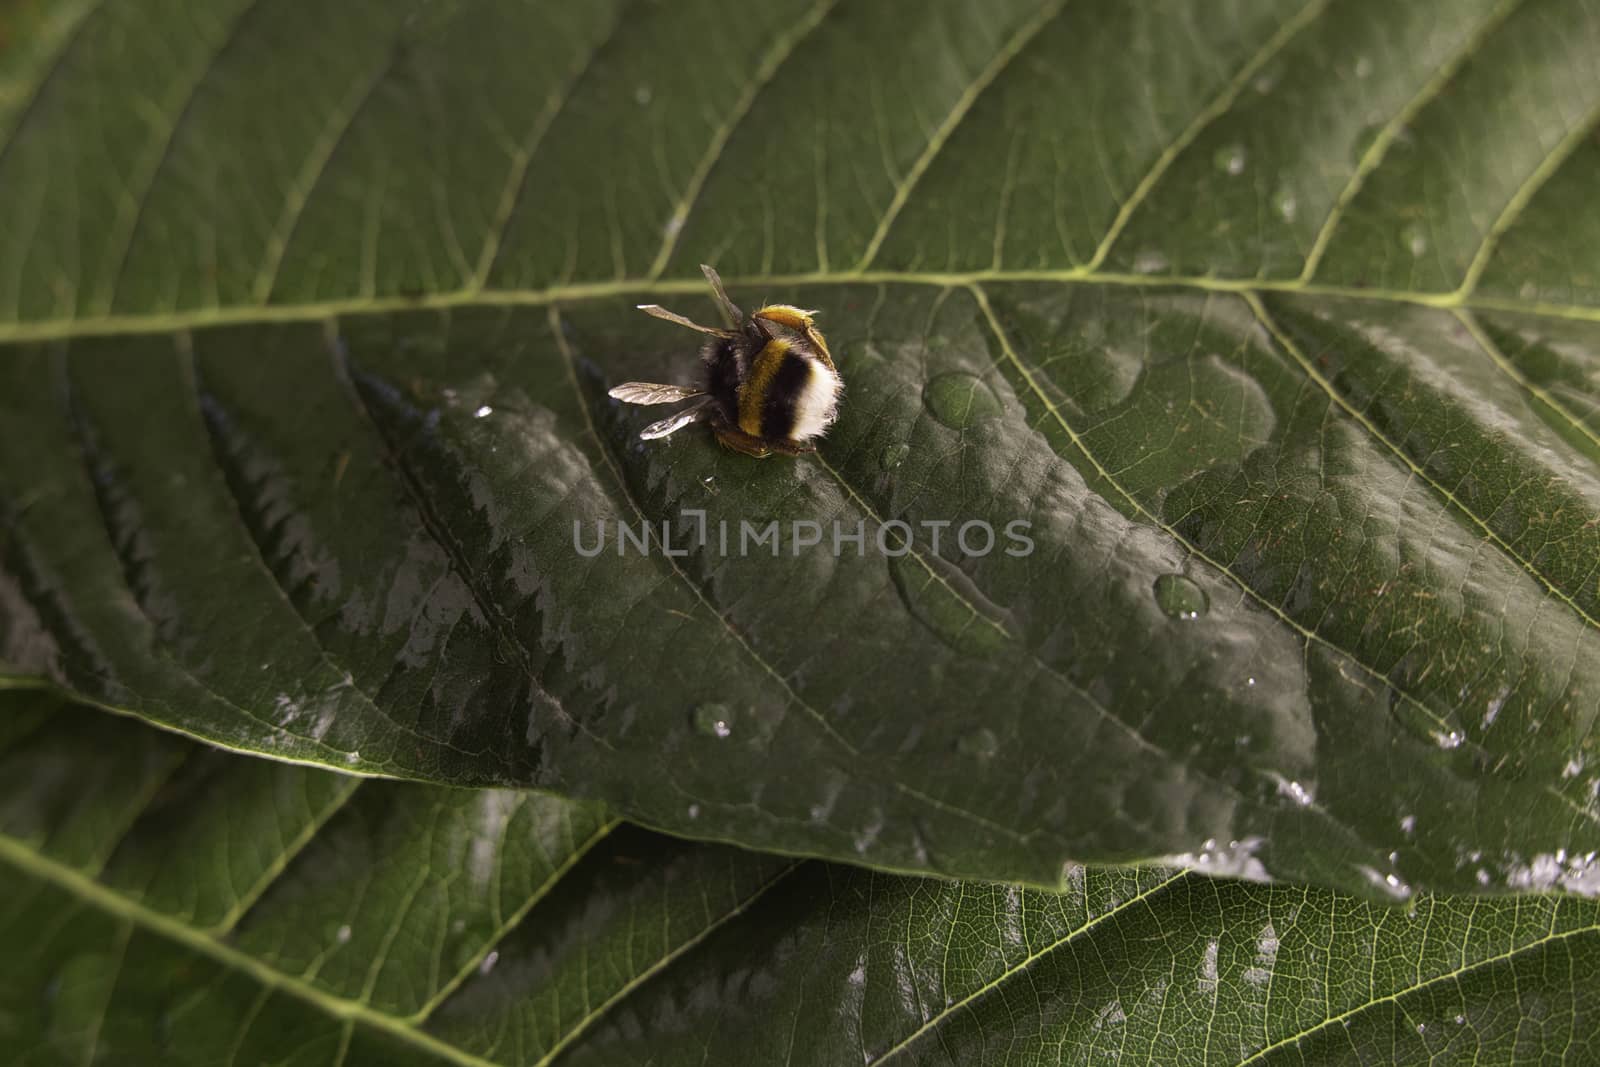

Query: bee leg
left=711, top=425, right=775, bottom=458
left=712, top=425, right=818, bottom=458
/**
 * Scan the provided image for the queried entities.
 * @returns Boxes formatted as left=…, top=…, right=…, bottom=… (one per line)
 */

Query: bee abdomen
left=782, top=357, right=841, bottom=443
left=736, top=341, right=840, bottom=444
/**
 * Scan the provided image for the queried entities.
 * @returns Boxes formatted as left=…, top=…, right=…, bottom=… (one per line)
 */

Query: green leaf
left=2, top=1, right=1599, bottom=901
left=5, top=695, right=1600, bottom=1066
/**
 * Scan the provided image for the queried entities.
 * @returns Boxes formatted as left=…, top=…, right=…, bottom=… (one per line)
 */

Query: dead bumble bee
left=608, top=265, right=842, bottom=458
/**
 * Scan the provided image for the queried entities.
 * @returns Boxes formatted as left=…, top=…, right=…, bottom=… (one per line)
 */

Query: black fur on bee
left=607, top=265, right=842, bottom=458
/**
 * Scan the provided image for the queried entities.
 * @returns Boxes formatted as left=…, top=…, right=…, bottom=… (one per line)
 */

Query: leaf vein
left=854, top=0, right=1071, bottom=272
left=1299, top=0, right=1528, bottom=283
left=1454, top=307, right=1600, bottom=463
left=329, top=327, right=607, bottom=753
left=549, top=305, right=860, bottom=757
left=0, top=834, right=501, bottom=1067
left=1246, top=292, right=1600, bottom=630
left=1456, top=91, right=1600, bottom=298
left=1234, top=921, right=1600, bottom=1065
left=97, top=0, right=269, bottom=316
left=646, top=0, right=843, bottom=280
left=874, top=870, right=1193, bottom=1065
left=251, top=49, right=398, bottom=304
left=474, top=1, right=637, bottom=289
left=531, top=859, right=802, bottom=1067
left=1085, top=0, right=1334, bottom=272
left=12, top=270, right=1600, bottom=346
left=971, top=284, right=1467, bottom=735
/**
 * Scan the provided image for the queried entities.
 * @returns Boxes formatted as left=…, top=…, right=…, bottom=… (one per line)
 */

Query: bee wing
left=638, top=401, right=712, bottom=441
left=699, top=264, right=744, bottom=327
left=636, top=304, right=734, bottom=337
left=608, top=381, right=707, bottom=405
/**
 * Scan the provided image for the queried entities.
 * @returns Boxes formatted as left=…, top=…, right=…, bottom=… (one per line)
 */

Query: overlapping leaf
left=6, top=695, right=1600, bottom=1065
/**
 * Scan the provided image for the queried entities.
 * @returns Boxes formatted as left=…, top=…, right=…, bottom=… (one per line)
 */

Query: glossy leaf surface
left=6, top=695, right=1600, bottom=1066
left=2, top=1, right=1599, bottom=900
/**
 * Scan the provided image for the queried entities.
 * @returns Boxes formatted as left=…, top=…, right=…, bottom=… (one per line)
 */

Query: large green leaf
left=2, top=1, right=1599, bottom=900
left=6, top=694, right=1600, bottom=1066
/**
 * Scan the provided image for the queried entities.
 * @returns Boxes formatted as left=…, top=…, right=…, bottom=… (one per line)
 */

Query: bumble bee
left=608, top=265, right=842, bottom=457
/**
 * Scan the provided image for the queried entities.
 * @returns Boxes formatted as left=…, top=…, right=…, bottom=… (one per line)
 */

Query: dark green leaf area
left=4, top=697, right=1600, bottom=1066
left=4, top=279, right=1600, bottom=900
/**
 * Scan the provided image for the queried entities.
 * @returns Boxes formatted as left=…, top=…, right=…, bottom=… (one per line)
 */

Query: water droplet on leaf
left=957, top=728, right=999, bottom=760
left=691, top=703, right=733, bottom=739
left=1402, top=223, right=1428, bottom=257
left=1153, top=573, right=1208, bottom=620
left=880, top=442, right=911, bottom=471
left=1132, top=250, right=1169, bottom=274
left=1274, top=776, right=1315, bottom=807
left=1215, top=145, right=1247, bottom=175
left=923, top=372, right=1002, bottom=429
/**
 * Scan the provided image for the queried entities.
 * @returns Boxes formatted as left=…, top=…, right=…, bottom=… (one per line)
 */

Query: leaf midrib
left=0, top=809, right=633, bottom=1067
left=8, top=0, right=1598, bottom=340
left=0, top=830, right=498, bottom=1067
left=3, top=268, right=1599, bottom=350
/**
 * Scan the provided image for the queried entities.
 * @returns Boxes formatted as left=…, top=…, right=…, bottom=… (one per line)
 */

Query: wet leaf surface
left=6, top=695, right=1600, bottom=1066
left=2, top=1, right=1599, bottom=904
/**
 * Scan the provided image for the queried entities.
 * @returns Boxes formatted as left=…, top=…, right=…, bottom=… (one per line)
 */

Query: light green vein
left=1456, top=92, right=1600, bottom=299
left=875, top=870, right=1193, bottom=1065
left=412, top=815, right=620, bottom=1024
left=1084, top=0, right=1333, bottom=272
left=1233, top=919, right=1600, bottom=1065
left=646, top=0, right=842, bottom=280
left=0, top=0, right=108, bottom=161
left=970, top=284, right=1461, bottom=733
left=0, top=832, right=499, bottom=1067
left=1245, top=291, right=1599, bottom=630
left=529, top=860, right=802, bottom=1067
left=1454, top=307, right=1600, bottom=458
left=11, top=267, right=1600, bottom=347
left=96, top=0, right=265, bottom=316
left=208, top=777, right=365, bottom=936
left=549, top=303, right=859, bottom=758
left=1299, top=0, right=1527, bottom=283
left=854, top=0, right=1071, bottom=272
left=251, top=57, right=394, bottom=303
left=473, top=2, right=634, bottom=289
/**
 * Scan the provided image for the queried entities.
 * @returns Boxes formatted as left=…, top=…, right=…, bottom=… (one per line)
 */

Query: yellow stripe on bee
left=754, top=305, right=837, bottom=372
left=754, top=305, right=814, bottom=329
left=738, top=338, right=791, bottom=436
